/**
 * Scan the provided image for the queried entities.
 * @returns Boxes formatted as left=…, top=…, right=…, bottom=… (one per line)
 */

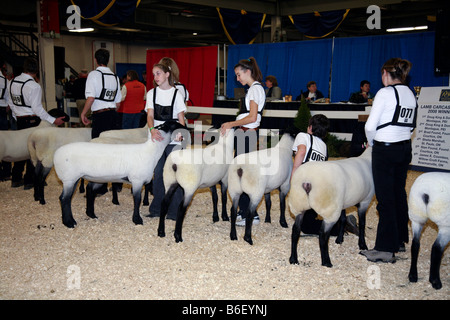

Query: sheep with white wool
left=54, top=121, right=185, bottom=228
left=0, top=108, right=67, bottom=163
left=228, top=132, right=295, bottom=245
left=157, top=127, right=235, bottom=243
left=408, top=172, right=450, bottom=290
left=288, top=147, right=374, bottom=267
left=27, top=126, right=92, bottom=204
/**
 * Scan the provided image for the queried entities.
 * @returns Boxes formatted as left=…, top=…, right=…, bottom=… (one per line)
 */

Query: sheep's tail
left=302, top=182, right=312, bottom=195
left=237, top=167, right=243, bottom=178
left=422, top=193, right=429, bottom=205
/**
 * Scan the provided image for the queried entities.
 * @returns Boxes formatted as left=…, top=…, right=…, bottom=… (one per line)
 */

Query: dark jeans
left=12, top=116, right=41, bottom=184
left=149, top=144, right=184, bottom=219
left=91, top=109, right=118, bottom=138
left=372, top=141, right=411, bottom=253
left=119, top=112, right=142, bottom=129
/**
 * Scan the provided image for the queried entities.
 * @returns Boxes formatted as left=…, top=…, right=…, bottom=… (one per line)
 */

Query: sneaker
left=359, top=249, right=396, bottom=263
left=11, top=180, right=24, bottom=188
left=236, top=215, right=260, bottom=227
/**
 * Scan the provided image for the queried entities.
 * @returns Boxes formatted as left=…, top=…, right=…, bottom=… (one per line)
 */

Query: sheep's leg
left=319, top=220, right=335, bottom=267
left=111, top=183, right=121, bottom=205
left=79, top=178, right=85, bottom=193
left=142, top=181, right=152, bottom=206
left=59, top=179, right=80, bottom=228
left=157, top=183, right=179, bottom=238
left=33, top=161, right=43, bottom=202
left=210, top=185, right=219, bottom=223
left=243, top=204, right=258, bottom=245
left=131, top=183, right=144, bottom=225
left=357, top=205, right=368, bottom=250
left=335, top=210, right=347, bottom=244
left=174, top=191, right=191, bottom=243
left=429, top=230, right=449, bottom=290
left=264, top=193, right=271, bottom=223
left=289, top=213, right=304, bottom=265
left=408, top=221, right=423, bottom=284
left=220, top=182, right=229, bottom=221
left=279, top=190, right=288, bottom=228
left=85, top=182, right=103, bottom=220
left=230, top=196, right=240, bottom=241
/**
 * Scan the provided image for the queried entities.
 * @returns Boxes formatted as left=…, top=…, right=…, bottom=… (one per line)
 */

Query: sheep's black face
left=48, top=108, right=70, bottom=122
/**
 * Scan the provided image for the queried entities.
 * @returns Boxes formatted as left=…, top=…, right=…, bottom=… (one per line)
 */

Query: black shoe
left=11, top=180, right=24, bottom=188
left=24, top=183, right=34, bottom=190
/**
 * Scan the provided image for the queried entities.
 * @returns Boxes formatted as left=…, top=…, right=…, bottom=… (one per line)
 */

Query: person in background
left=6, top=57, right=65, bottom=189
left=265, top=75, right=282, bottom=101
left=117, top=70, right=146, bottom=129
left=297, top=81, right=324, bottom=102
left=80, top=49, right=121, bottom=139
left=349, top=80, right=374, bottom=103
left=0, top=59, right=11, bottom=181
left=146, top=63, right=186, bottom=220
left=220, top=57, right=265, bottom=226
left=72, top=69, right=89, bottom=127
left=361, top=58, right=416, bottom=263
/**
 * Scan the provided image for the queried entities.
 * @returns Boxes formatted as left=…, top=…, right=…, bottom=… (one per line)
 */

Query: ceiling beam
left=163, top=0, right=278, bottom=14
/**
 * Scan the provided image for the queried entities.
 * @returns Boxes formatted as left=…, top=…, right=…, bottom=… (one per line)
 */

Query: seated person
left=296, top=81, right=324, bottom=102
left=264, top=75, right=282, bottom=101
left=349, top=80, right=373, bottom=103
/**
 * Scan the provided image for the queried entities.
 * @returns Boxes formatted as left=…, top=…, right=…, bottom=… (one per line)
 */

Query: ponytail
left=381, top=58, right=412, bottom=84
left=234, top=57, right=263, bottom=82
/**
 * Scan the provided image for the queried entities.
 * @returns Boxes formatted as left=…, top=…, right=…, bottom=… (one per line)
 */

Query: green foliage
left=293, top=96, right=311, bottom=133
left=324, top=133, right=348, bottom=158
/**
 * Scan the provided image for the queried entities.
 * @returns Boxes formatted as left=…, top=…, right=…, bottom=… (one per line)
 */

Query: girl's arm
left=291, top=144, right=306, bottom=181
left=220, top=100, right=258, bottom=135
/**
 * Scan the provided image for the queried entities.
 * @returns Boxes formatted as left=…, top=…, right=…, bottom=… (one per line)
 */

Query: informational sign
left=411, top=87, right=450, bottom=171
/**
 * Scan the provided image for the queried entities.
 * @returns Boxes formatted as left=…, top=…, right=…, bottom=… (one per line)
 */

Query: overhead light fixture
left=386, top=26, right=428, bottom=32
left=69, top=28, right=94, bottom=33
left=193, top=32, right=198, bottom=36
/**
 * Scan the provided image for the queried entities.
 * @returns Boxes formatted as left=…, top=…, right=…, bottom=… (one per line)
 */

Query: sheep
left=53, top=121, right=186, bottom=228
left=157, top=127, right=235, bottom=243
left=0, top=108, right=68, bottom=163
left=228, top=132, right=295, bottom=245
left=408, top=172, right=450, bottom=290
left=288, top=147, right=374, bottom=267
left=27, top=126, right=92, bottom=204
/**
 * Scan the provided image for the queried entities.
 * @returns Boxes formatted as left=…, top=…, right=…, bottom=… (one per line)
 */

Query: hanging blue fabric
left=217, top=8, right=266, bottom=44
left=71, top=0, right=140, bottom=26
left=289, top=9, right=349, bottom=38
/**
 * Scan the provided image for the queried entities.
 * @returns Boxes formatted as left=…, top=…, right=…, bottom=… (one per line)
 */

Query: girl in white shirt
left=220, top=57, right=265, bottom=225
left=145, top=63, right=186, bottom=220
left=361, top=58, right=416, bottom=263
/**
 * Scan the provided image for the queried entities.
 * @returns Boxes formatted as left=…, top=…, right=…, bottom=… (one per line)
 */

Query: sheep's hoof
left=230, top=233, right=237, bottom=241
left=289, top=257, right=299, bottom=265
left=222, top=215, right=229, bottom=222
left=133, top=216, right=143, bottom=225
left=244, top=236, right=253, bottom=245
left=157, top=230, right=165, bottom=238
left=86, top=212, right=97, bottom=219
left=174, top=233, right=183, bottom=243
left=335, top=237, right=344, bottom=245
left=430, top=277, right=442, bottom=290
left=112, top=199, right=120, bottom=205
left=280, top=221, right=288, bottom=228
left=63, top=218, right=77, bottom=228
left=322, top=261, right=333, bottom=268
left=39, top=199, right=46, bottom=205
left=408, top=272, right=418, bottom=283
left=212, top=214, right=219, bottom=223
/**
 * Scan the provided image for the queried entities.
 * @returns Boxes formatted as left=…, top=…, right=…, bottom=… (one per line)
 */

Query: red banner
left=146, top=46, right=218, bottom=108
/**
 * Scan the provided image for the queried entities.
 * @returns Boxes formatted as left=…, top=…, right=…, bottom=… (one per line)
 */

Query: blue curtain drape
left=331, top=32, right=449, bottom=102
left=227, top=39, right=333, bottom=99
left=290, top=9, right=349, bottom=38
left=217, top=8, right=266, bottom=44
left=226, top=32, right=449, bottom=101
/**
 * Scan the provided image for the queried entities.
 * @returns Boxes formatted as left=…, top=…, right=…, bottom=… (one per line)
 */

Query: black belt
left=373, top=139, right=411, bottom=147
left=17, top=114, right=38, bottom=118
left=92, top=108, right=114, bottom=114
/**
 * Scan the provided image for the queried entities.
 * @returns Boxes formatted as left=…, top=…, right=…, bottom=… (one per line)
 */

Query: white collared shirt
left=6, top=73, right=55, bottom=123
left=85, top=66, right=122, bottom=112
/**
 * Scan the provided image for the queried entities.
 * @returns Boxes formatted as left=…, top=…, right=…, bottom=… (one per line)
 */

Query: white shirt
left=236, top=81, right=265, bottom=129
left=365, top=85, right=416, bottom=145
left=145, top=86, right=186, bottom=143
left=6, top=73, right=56, bottom=123
left=175, top=83, right=189, bottom=102
left=0, top=74, right=8, bottom=107
left=85, top=66, right=122, bottom=111
left=292, top=132, right=328, bottom=163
